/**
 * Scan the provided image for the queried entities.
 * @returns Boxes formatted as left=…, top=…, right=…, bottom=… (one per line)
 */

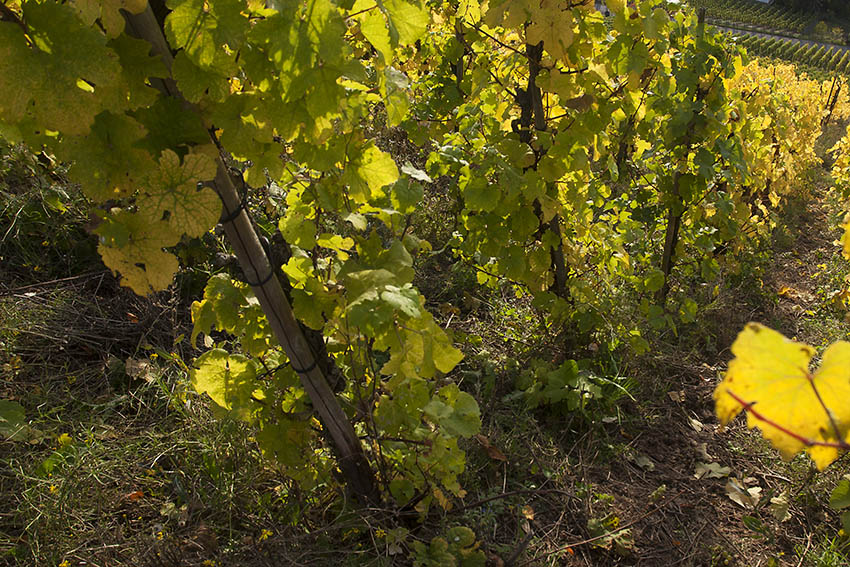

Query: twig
left=0, top=270, right=110, bottom=296
left=359, top=435, right=431, bottom=446
left=505, top=524, right=536, bottom=566
left=795, top=533, right=812, bottom=567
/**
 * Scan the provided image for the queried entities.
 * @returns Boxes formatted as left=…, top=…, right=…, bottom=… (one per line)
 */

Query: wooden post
left=123, top=7, right=379, bottom=504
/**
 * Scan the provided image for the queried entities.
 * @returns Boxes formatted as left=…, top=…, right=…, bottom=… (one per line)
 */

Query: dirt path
left=525, top=186, right=850, bottom=565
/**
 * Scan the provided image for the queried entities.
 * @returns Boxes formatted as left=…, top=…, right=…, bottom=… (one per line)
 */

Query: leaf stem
left=725, top=388, right=850, bottom=451
left=807, top=372, right=846, bottom=446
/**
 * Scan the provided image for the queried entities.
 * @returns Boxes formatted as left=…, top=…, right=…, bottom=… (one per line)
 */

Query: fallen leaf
left=777, top=286, right=795, bottom=297
left=696, top=442, right=713, bottom=461
left=521, top=505, right=535, bottom=521
left=191, top=523, right=219, bottom=552
left=725, top=478, right=762, bottom=508
left=125, top=358, right=154, bottom=382
left=688, top=416, right=704, bottom=432
left=627, top=452, right=655, bottom=471
left=667, top=390, right=685, bottom=403
left=770, top=491, right=791, bottom=522
left=650, top=484, right=667, bottom=501
left=125, top=490, right=144, bottom=501
left=475, top=434, right=508, bottom=461
left=694, top=461, right=730, bottom=479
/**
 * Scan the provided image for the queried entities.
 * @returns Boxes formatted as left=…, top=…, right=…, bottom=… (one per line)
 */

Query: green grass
left=797, top=535, right=850, bottom=566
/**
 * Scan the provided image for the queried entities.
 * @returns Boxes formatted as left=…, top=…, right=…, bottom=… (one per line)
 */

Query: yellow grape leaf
left=714, top=323, right=850, bottom=469
left=607, top=0, right=625, bottom=14
left=96, top=210, right=181, bottom=294
left=59, top=112, right=156, bottom=201
left=137, top=150, right=221, bottom=241
left=72, top=0, right=149, bottom=37
left=191, top=349, right=258, bottom=413
left=525, top=1, right=574, bottom=61
left=841, top=213, right=850, bottom=260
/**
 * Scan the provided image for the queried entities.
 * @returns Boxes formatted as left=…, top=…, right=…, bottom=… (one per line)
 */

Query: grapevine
left=2, top=0, right=848, bottom=511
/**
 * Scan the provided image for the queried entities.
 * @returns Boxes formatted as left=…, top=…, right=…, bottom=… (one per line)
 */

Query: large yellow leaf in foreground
left=714, top=323, right=850, bottom=469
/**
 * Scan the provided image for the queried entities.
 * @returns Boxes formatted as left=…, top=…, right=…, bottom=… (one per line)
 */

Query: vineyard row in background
left=725, top=31, right=850, bottom=81
left=687, top=0, right=849, bottom=45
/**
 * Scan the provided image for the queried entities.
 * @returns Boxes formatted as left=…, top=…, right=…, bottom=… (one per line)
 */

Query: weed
left=797, top=535, right=850, bottom=567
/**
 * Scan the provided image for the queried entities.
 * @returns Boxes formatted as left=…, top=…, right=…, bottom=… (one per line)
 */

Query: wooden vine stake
left=124, top=6, right=379, bottom=504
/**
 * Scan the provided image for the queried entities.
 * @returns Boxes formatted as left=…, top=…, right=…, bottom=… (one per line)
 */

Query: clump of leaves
left=411, top=526, right=486, bottom=567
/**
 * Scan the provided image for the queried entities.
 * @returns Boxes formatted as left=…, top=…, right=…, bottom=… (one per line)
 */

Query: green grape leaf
left=501, top=246, right=526, bottom=281
left=191, top=348, right=259, bottom=416
left=137, top=150, right=221, bottom=240
left=171, top=50, right=231, bottom=103
left=255, top=419, right=315, bottom=472
left=71, top=0, right=149, bottom=38
left=383, top=66, right=410, bottom=127
left=244, top=144, right=286, bottom=186
left=303, top=0, right=347, bottom=64
left=381, top=0, right=428, bottom=46
left=344, top=212, right=368, bottom=231
left=105, top=34, right=168, bottom=111
left=358, top=6, right=393, bottom=62
left=380, top=284, right=422, bottom=318
left=463, top=177, right=497, bottom=212
left=391, top=178, right=424, bottom=215
left=280, top=212, right=318, bottom=249
left=22, top=1, right=123, bottom=134
left=239, top=302, right=276, bottom=357
left=346, top=143, right=400, bottom=201
left=291, top=288, right=328, bottom=330
left=510, top=207, right=539, bottom=240
left=679, top=298, right=698, bottom=323
left=380, top=314, right=462, bottom=379
left=190, top=274, right=248, bottom=346
left=96, top=210, right=181, bottom=294
left=423, top=384, right=481, bottom=438
left=643, top=270, right=666, bottom=293
left=607, top=0, right=625, bottom=13
left=165, top=0, right=248, bottom=68
left=830, top=478, right=850, bottom=510
left=374, top=377, right=431, bottom=435
left=131, top=95, right=210, bottom=156
left=714, top=323, right=850, bottom=469
left=0, top=25, right=42, bottom=124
